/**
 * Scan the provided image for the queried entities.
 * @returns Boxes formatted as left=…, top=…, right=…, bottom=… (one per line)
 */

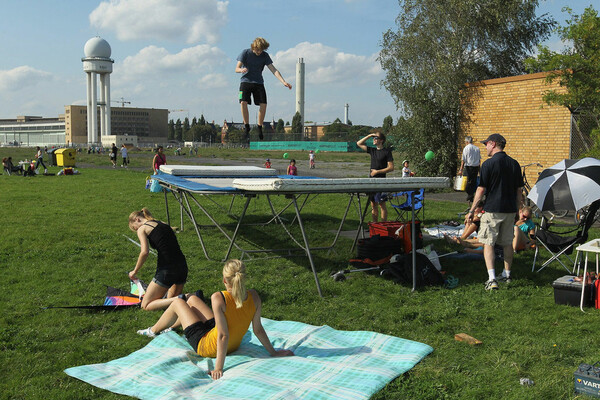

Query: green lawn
left=1, top=152, right=597, bottom=399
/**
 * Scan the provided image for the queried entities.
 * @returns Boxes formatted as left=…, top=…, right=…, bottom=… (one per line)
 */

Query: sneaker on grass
left=137, top=327, right=156, bottom=337
left=485, top=279, right=499, bottom=290
left=498, top=274, right=512, bottom=283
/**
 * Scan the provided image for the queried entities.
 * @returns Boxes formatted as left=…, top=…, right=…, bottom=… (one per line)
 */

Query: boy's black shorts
left=239, top=82, right=267, bottom=105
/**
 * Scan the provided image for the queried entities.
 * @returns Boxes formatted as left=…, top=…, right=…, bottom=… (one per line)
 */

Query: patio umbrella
left=527, top=157, right=600, bottom=212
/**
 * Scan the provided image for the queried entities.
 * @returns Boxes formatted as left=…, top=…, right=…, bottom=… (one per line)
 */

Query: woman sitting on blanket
left=444, top=200, right=484, bottom=245
left=128, top=208, right=188, bottom=311
left=512, top=206, right=536, bottom=253
left=137, top=259, right=294, bottom=380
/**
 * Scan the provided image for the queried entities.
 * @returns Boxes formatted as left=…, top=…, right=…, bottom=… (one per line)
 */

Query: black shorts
left=184, top=318, right=216, bottom=352
left=153, top=267, right=188, bottom=287
left=239, top=82, right=267, bottom=105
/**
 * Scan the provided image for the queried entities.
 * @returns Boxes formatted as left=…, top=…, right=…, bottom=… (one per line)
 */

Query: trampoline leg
left=352, top=194, right=370, bottom=252
left=182, top=192, right=210, bottom=260
left=164, top=189, right=171, bottom=226
left=411, top=191, right=417, bottom=292
left=224, top=196, right=252, bottom=261
left=291, top=196, right=323, bottom=298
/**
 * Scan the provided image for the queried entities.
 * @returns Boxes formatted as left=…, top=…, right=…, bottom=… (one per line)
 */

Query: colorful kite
left=46, top=280, right=147, bottom=311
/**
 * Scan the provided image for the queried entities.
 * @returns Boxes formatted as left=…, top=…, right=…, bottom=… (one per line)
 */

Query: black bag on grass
left=349, top=235, right=404, bottom=268
left=381, top=253, right=444, bottom=287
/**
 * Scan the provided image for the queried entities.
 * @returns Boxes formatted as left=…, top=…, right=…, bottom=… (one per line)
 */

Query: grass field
left=1, top=149, right=599, bottom=399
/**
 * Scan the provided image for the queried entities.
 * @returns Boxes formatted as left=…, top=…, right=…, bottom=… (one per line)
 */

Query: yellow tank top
left=197, top=290, right=256, bottom=357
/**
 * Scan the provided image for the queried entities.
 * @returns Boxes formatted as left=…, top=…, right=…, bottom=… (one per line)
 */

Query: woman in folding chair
left=137, top=259, right=294, bottom=380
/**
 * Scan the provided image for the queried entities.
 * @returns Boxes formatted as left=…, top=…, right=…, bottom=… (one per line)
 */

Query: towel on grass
left=65, top=318, right=433, bottom=400
left=424, top=224, right=473, bottom=239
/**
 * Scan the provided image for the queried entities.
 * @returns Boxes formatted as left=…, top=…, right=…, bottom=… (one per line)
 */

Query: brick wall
left=459, top=72, right=571, bottom=184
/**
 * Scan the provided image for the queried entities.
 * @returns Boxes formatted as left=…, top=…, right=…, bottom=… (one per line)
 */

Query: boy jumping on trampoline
left=236, top=37, right=292, bottom=143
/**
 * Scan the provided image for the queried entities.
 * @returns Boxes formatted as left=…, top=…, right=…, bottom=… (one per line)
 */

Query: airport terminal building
left=0, top=105, right=168, bottom=147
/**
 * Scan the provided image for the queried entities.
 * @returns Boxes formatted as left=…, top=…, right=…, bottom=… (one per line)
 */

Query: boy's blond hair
left=251, top=37, right=270, bottom=52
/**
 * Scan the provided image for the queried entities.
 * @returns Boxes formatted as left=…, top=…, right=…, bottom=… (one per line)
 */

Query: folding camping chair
left=532, top=200, right=600, bottom=273
left=391, top=188, right=425, bottom=222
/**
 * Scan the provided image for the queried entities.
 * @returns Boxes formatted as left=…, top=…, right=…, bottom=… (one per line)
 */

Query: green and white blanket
left=65, top=318, right=433, bottom=399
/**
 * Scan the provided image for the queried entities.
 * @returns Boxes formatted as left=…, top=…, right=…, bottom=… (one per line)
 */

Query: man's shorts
left=239, top=82, right=267, bottom=105
left=478, top=212, right=516, bottom=247
left=184, top=318, right=216, bottom=353
left=153, top=267, right=188, bottom=288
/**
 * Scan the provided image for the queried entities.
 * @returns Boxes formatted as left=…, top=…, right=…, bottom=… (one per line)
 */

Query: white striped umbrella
left=527, top=158, right=600, bottom=212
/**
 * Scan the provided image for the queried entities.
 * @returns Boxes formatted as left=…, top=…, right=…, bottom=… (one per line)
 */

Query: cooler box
left=552, top=275, right=592, bottom=307
left=368, top=221, right=423, bottom=254
left=453, top=176, right=467, bottom=191
left=55, top=148, right=76, bottom=167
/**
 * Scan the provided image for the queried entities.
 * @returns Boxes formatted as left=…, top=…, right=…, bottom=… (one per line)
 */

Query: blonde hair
left=223, top=259, right=247, bottom=308
left=128, top=207, right=155, bottom=231
left=251, top=37, right=270, bottom=52
left=521, top=206, right=532, bottom=219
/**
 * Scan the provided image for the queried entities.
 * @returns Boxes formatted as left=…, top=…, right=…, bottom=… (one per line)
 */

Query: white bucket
left=453, top=176, right=467, bottom=191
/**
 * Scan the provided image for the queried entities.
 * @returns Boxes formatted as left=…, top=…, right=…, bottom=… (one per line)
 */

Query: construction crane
left=112, top=97, right=131, bottom=107
left=169, top=109, right=190, bottom=119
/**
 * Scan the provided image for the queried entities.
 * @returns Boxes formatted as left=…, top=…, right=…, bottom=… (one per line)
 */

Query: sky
left=0, top=0, right=593, bottom=127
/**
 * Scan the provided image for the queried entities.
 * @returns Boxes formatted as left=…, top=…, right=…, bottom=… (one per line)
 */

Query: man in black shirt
left=465, top=133, right=523, bottom=290
left=357, top=132, right=394, bottom=222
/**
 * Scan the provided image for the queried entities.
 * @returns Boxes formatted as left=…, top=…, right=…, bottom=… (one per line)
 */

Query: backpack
left=381, top=253, right=444, bottom=287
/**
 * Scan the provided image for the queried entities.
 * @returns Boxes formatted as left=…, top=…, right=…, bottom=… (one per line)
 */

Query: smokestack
left=296, top=58, right=305, bottom=124
left=344, top=103, right=349, bottom=124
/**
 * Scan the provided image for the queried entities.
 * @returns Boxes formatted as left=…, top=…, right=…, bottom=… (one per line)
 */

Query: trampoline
left=153, top=166, right=451, bottom=297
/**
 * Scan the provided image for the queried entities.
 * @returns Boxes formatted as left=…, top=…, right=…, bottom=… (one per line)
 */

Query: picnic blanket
left=423, top=224, right=473, bottom=239
left=65, top=318, right=433, bottom=400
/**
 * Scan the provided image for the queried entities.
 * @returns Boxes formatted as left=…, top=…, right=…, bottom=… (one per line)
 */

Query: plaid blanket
left=65, top=318, right=433, bottom=400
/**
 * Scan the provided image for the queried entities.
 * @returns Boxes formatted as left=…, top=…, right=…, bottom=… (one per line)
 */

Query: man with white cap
left=465, top=133, right=523, bottom=290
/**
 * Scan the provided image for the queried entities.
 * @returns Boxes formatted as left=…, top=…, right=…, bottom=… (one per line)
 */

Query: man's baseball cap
left=481, top=133, right=506, bottom=145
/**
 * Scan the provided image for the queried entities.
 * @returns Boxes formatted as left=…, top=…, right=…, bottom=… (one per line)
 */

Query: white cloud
left=198, top=73, right=228, bottom=89
left=0, top=66, right=53, bottom=91
left=272, top=42, right=382, bottom=85
left=114, top=44, right=228, bottom=82
left=90, top=0, right=228, bottom=44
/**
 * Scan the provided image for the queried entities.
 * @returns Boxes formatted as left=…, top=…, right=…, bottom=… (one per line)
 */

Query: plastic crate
left=368, top=222, right=404, bottom=238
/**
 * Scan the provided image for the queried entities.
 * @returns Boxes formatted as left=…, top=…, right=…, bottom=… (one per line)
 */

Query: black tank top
left=145, top=221, right=187, bottom=271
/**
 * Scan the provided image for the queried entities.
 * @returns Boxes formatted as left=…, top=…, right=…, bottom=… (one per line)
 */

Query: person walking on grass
left=236, top=37, right=292, bottom=143
left=458, top=136, right=481, bottom=205
left=137, top=259, right=294, bottom=380
left=356, top=132, right=394, bottom=222
left=110, top=143, right=118, bottom=168
left=34, top=146, right=47, bottom=174
left=465, top=134, right=522, bottom=290
left=128, top=208, right=188, bottom=310
left=120, top=144, right=128, bottom=168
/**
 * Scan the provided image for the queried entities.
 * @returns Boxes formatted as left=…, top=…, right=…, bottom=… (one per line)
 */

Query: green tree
left=276, top=119, right=285, bottom=133
left=199, top=114, right=206, bottom=125
left=182, top=117, right=190, bottom=140
left=291, top=111, right=303, bottom=133
left=191, top=117, right=197, bottom=127
left=382, top=115, right=393, bottom=135
left=174, top=119, right=182, bottom=142
left=168, top=119, right=175, bottom=140
left=379, top=0, right=554, bottom=176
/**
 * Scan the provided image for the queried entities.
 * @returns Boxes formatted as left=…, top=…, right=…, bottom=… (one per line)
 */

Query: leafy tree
left=182, top=117, right=190, bottom=140
left=191, top=117, right=197, bottom=127
left=291, top=111, right=303, bottom=133
left=199, top=114, right=206, bottom=125
left=174, top=118, right=182, bottom=142
left=168, top=119, right=175, bottom=140
left=379, top=0, right=554, bottom=176
left=382, top=115, right=393, bottom=135
left=276, top=119, right=285, bottom=133
left=526, top=7, right=600, bottom=114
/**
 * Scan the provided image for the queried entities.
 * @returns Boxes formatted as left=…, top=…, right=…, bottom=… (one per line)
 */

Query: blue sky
left=0, top=0, right=593, bottom=126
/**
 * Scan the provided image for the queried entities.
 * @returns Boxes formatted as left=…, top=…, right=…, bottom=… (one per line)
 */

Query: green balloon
left=425, top=151, right=435, bottom=161
left=283, top=153, right=289, bottom=159
left=315, top=149, right=320, bottom=154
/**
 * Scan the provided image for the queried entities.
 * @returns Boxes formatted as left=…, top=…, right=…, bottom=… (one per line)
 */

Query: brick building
left=459, top=72, right=583, bottom=183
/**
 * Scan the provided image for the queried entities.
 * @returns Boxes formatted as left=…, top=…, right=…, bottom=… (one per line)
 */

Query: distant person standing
left=466, top=134, right=522, bottom=290
left=458, top=136, right=481, bottom=204
left=401, top=160, right=414, bottom=177
left=264, top=158, right=271, bottom=168
left=356, top=133, right=394, bottom=222
left=153, top=146, right=167, bottom=174
left=34, top=146, right=47, bottom=174
left=120, top=144, right=129, bottom=168
left=309, top=150, right=315, bottom=169
left=110, top=143, right=118, bottom=168
left=287, top=159, right=297, bottom=176
left=236, top=37, right=292, bottom=142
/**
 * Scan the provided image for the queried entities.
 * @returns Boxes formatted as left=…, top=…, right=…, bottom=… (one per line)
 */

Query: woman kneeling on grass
left=128, top=208, right=188, bottom=311
left=137, top=259, right=294, bottom=380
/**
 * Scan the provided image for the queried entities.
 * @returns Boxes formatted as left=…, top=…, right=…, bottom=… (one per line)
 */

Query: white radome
left=84, top=36, right=111, bottom=58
